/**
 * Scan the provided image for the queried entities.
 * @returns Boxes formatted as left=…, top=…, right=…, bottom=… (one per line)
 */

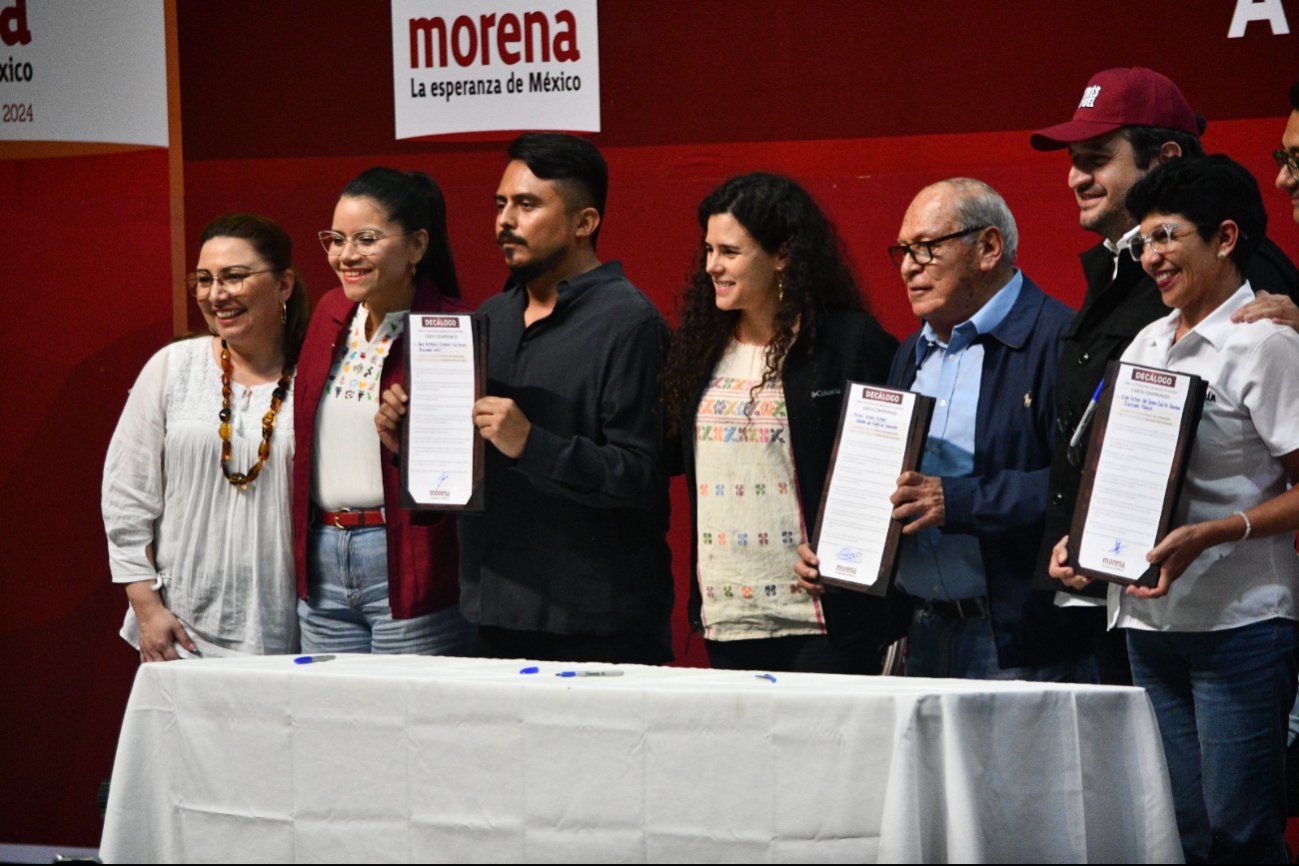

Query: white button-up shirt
left=1111, top=283, right=1299, bottom=632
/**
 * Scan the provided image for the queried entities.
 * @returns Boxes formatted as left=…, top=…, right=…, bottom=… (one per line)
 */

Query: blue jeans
left=1127, top=619, right=1298, bottom=864
left=299, top=524, right=473, bottom=655
left=905, top=603, right=1096, bottom=682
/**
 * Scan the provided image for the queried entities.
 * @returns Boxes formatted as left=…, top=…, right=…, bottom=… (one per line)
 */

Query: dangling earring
left=776, top=270, right=785, bottom=303
left=280, top=301, right=287, bottom=325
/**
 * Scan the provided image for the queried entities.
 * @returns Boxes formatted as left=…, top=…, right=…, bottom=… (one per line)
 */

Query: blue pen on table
left=1068, top=378, right=1106, bottom=451
left=294, top=654, right=336, bottom=665
left=518, top=666, right=540, bottom=675
left=755, top=673, right=778, bottom=683
left=555, top=670, right=624, bottom=678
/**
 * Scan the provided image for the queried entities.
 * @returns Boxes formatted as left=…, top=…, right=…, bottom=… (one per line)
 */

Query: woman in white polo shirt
left=1050, top=155, right=1299, bottom=862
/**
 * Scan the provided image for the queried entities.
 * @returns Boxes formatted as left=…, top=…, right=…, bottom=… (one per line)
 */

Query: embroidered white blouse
left=102, top=337, right=299, bottom=655
left=694, top=339, right=824, bottom=641
left=311, top=305, right=405, bottom=510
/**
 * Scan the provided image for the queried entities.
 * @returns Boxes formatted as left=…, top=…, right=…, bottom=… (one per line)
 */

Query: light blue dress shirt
left=894, top=271, right=1023, bottom=601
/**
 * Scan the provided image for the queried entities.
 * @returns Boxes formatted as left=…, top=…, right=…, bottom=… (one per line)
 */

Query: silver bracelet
left=1234, top=510, right=1252, bottom=541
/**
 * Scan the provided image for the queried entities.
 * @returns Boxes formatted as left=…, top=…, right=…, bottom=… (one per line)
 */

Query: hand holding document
left=1068, top=362, right=1205, bottom=586
left=400, top=313, right=487, bottom=511
left=811, top=383, right=934, bottom=596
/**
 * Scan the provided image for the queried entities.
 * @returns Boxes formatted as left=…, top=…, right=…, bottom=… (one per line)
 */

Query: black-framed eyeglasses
left=1274, top=149, right=1299, bottom=184
left=887, top=226, right=987, bottom=268
left=186, top=267, right=277, bottom=298
left=1126, top=223, right=1196, bottom=262
left=318, top=229, right=414, bottom=257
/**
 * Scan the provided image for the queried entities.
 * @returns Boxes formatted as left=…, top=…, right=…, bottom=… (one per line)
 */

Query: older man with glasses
left=875, top=178, right=1095, bottom=680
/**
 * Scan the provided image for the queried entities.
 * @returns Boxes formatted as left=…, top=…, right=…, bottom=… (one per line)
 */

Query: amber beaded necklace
left=219, top=339, right=294, bottom=489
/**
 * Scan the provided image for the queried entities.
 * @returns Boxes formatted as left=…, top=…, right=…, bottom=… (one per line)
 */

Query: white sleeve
left=1238, top=328, right=1299, bottom=458
left=102, top=346, right=170, bottom=584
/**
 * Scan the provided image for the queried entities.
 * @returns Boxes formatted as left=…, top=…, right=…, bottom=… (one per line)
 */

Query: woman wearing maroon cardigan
left=293, top=167, right=471, bottom=654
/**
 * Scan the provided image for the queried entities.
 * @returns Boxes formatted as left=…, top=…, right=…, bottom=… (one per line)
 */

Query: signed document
left=401, top=313, right=486, bottom=511
left=811, top=383, right=934, bottom=596
left=1068, top=362, right=1206, bottom=586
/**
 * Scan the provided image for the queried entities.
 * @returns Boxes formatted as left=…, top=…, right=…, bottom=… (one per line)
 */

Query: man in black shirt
left=460, top=132, right=673, bottom=664
left=1029, top=68, right=1299, bottom=682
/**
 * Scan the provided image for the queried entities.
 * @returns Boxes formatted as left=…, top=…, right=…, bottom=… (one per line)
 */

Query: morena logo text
left=1, top=0, right=31, bottom=47
left=409, top=10, right=580, bottom=68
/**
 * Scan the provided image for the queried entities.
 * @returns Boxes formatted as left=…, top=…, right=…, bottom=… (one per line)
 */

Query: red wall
left=0, top=148, right=172, bottom=846
left=5, top=0, right=1297, bottom=848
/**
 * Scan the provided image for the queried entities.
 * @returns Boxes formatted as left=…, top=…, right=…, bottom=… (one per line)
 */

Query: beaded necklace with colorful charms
left=218, top=339, right=294, bottom=489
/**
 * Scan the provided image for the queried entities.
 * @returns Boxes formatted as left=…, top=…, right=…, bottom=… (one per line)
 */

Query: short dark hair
left=340, top=167, right=460, bottom=298
left=1122, top=122, right=1206, bottom=170
left=507, top=132, right=608, bottom=247
left=1290, top=81, right=1299, bottom=112
left=199, top=213, right=310, bottom=363
left=1125, top=154, right=1267, bottom=268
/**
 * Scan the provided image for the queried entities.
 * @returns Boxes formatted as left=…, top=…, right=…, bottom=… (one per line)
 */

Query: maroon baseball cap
left=1030, top=67, right=1202, bottom=151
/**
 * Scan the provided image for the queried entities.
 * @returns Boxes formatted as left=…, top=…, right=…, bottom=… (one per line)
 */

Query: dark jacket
left=292, top=281, right=465, bottom=618
left=889, top=275, right=1090, bottom=669
left=458, top=261, right=674, bottom=639
left=678, top=310, right=902, bottom=652
left=1035, top=237, right=1299, bottom=595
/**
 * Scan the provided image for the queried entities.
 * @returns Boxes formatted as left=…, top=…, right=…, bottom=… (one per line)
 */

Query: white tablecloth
left=100, top=655, right=1181, bottom=863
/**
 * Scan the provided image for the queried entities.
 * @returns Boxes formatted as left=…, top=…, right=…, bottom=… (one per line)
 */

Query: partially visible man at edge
left=1265, top=81, right=1299, bottom=229
left=1028, top=67, right=1299, bottom=683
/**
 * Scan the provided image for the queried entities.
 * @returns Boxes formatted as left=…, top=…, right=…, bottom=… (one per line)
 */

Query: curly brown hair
left=662, top=173, right=865, bottom=435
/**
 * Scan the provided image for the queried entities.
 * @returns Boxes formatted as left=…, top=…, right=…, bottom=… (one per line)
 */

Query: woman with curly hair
left=663, top=173, right=899, bottom=673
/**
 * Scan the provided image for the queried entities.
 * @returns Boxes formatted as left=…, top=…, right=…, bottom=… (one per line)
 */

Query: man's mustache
left=497, top=232, right=527, bottom=246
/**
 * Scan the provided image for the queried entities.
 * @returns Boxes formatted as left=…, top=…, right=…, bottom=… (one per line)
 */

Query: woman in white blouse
left=103, top=214, right=309, bottom=661
left=1050, top=155, right=1299, bottom=862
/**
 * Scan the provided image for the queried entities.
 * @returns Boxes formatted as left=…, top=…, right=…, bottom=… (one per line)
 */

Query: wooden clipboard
left=400, top=312, right=488, bottom=512
left=1066, top=360, right=1206, bottom=587
left=810, top=382, right=935, bottom=597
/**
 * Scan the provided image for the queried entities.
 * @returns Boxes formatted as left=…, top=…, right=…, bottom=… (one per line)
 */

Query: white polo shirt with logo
left=1110, top=283, right=1299, bottom=632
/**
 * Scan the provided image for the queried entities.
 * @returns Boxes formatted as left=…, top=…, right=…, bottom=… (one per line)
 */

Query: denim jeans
left=299, top=524, right=473, bottom=655
left=1127, top=619, right=1299, bottom=864
left=905, top=603, right=1097, bottom=682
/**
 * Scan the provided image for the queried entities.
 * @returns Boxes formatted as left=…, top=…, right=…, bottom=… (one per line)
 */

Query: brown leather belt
left=313, top=506, right=385, bottom=529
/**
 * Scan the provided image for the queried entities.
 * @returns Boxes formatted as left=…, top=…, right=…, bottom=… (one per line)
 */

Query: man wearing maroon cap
left=1029, top=67, right=1299, bottom=684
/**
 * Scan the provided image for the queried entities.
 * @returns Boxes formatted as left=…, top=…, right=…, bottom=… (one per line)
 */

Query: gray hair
left=941, top=177, right=1019, bottom=264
